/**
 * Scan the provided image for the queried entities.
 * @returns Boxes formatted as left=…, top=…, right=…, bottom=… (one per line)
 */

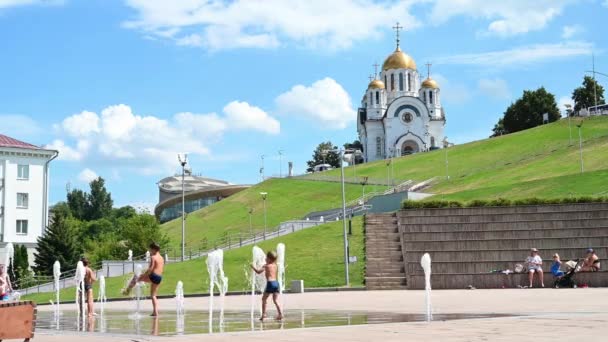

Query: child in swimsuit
left=82, top=258, right=97, bottom=316
left=251, top=251, right=283, bottom=321
left=122, top=242, right=164, bottom=316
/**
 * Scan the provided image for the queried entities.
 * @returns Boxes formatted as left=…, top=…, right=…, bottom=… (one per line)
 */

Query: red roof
left=0, top=134, right=40, bottom=149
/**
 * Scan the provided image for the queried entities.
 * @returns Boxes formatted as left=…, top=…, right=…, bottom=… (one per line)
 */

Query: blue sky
left=1, top=0, right=606, bottom=210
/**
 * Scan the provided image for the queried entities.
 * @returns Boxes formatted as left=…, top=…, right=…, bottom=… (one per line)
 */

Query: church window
left=401, top=112, right=413, bottom=123
left=431, top=136, right=436, bottom=147
left=375, top=91, right=380, bottom=105
left=399, top=73, right=404, bottom=91
left=384, top=75, right=387, bottom=88
left=423, top=92, right=427, bottom=103
left=369, top=93, right=372, bottom=106
left=407, top=73, right=412, bottom=91
left=390, top=74, right=395, bottom=91
left=376, top=137, right=382, bottom=156
left=429, top=91, right=434, bottom=104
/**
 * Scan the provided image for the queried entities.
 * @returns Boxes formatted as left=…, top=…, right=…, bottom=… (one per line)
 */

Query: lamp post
left=260, top=192, right=268, bottom=239
left=578, top=124, right=584, bottom=172
left=248, top=208, right=254, bottom=236
left=565, top=104, right=573, bottom=145
left=584, top=66, right=607, bottom=114
left=424, top=124, right=430, bottom=151
left=442, top=137, right=450, bottom=181
left=360, top=176, right=369, bottom=201
left=278, top=150, right=284, bottom=178
left=322, top=148, right=353, bottom=286
left=260, top=155, right=265, bottom=181
left=177, top=153, right=188, bottom=261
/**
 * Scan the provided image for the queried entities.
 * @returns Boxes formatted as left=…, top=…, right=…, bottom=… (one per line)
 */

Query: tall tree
left=86, top=177, right=113, bottom=220
left=11, top=245, right=30, bottom=289
left=499, top=87, right=560, bottom=134
left=67, top=189, right=87, bottom=220
left=33, top=208, right=81, bottom=276
left=491, top=118, right=507, bottom=137
left=572, top=76, right=605, bottom=112
left=306, top=141, right=341, bottom=172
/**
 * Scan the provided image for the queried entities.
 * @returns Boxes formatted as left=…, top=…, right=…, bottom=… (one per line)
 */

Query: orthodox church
left=357, top=24, right=446, bottom=163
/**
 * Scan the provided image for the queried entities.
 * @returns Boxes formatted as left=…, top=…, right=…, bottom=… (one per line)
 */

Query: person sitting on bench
left=581, top=248, right=601, bottom=272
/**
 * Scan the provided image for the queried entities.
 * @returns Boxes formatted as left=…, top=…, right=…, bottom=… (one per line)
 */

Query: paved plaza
left=34, top=289, right=608, bottom=342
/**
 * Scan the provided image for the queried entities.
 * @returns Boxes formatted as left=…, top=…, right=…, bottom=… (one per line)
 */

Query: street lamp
left=360, top=176, right=369, bottom=202
left=442, top=137, right=450, bottom=181
left=260, top=192, right=268, bottom=239
left=322, top=148, right=355, bottom=286
left=260, top=155, right=265, bottom=182
left=424, top=123, right=430, bottom=151
left=278, top=150, right=284, bottom=178
left=576, top=121, right=584, bottom=173
left=177, top=153, right=188, bottom=261
left=248, top=208, right=254, bottom=236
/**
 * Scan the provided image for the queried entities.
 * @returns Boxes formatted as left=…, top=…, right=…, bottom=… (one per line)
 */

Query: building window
left=17, top=193, right=29, bottom=209
left=423, top=92, right=427, bottom=103
left=18, top=165, right=29, bottom=180
left=390, top=74, right=395, bottom=90
left=399, top=73, right=404, bottom=91
left=430, top=91, right=434, bottom=104
left=16, top=220, right=28, bottom=235
left=431, top=137, right=436, bottom=147
left=376, top=137, right=382, bottom=156
left=408, top=74, right=412, bottom=91
left=384, top=75, right=387, bottom=88
left=369, top=92, right=372, bottom=106
left=375, top=91, right=380, bottom=105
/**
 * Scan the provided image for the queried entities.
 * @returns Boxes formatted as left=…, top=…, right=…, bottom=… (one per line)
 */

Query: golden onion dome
left=421, top=77, right=439, bottom=89
left=382, top=47, right=417, bottom=71
left=368, top=79, right=385, bottom=89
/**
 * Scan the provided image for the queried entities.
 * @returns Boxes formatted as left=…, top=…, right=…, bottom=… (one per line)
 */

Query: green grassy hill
left=24, top=218, right=364, bottom=303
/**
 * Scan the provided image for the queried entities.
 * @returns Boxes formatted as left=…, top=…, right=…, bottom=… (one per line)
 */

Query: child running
left=82, top=257, right=97, bottom=316
left=122, top=242, right=164, bottom=316
left=251, top=251, right=283, bottom=321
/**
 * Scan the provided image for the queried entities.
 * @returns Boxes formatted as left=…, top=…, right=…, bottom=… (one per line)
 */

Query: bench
left=0, top=301, right=37, bottom=341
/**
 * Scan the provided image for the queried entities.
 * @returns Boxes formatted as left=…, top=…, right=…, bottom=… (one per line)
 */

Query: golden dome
left=368, top=79, right=385, bottom=89
left=382, top=47, right=417, bottom=71
left=421, top=77, right=439, bottom=89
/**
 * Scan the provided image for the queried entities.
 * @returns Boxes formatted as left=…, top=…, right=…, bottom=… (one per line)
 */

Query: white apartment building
left=0, top=134, right=58, bottom=263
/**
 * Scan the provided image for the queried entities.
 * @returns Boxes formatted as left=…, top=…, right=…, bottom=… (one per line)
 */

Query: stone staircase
left=365, top=213, right=407, bottom=290
left=400, top=203, right=608, bottom=289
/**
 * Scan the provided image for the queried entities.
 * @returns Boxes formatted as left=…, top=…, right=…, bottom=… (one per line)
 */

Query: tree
left=344, top=140, right=364, bottom=163
left=306, top=141, right=341, bottom=172
left=120, top=214, right=169, bottom=257
left=33, top=207, right=82, bottom=276
left=11, top=245, right=31, bottom=289
left=497, top=87, right=560, bottom=134
left=86, top=177, right=113, bottom=220
left=491, top=118, right=507, bottom=137
left=572, top=76, right=605, bottom=112
left=67, top=189, right=87, bottom=220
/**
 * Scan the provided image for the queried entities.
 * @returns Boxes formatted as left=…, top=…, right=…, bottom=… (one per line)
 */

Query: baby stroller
left=553, top=259, right=585, bottom=288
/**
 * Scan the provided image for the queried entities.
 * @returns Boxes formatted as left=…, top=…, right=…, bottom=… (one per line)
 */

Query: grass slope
left=24, top=218, right=365, bottom=304
left=311, top=116, right=608, bottom=200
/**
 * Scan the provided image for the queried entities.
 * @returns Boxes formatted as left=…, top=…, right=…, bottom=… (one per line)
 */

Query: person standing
left=122, top=242, right=164, bottom=316
left=82, top=258, right=97, bottom=316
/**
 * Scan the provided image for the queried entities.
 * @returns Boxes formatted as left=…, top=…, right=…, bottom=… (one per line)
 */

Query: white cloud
left=0, top=114, right=42, bottom=137
left=430, top=0, right=571, bottom=37
left=275, top=77, right=355, bottom=129
left=436, top=41, right=593, bottom=69
left=558, top=95, right=574, bottom=116
left=49, top=102, right=280, bottom=174
left=432, top=74, right=472, bottom=105
left=223, top=101, right=280, bottom=134
left=562, top=25, right=584, bottom=39
left=61, top=110, right=100, bottom=138
left=78, top=168, right=98, bottom=183
left=478, top=78, right=510, bottom=100
left=122, top=0, right=421, bottom=51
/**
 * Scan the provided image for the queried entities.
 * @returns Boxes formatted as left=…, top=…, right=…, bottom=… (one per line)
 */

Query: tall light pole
left=278, top=150, right=284, bottom=178
left=565, top=104, right=573, bottom=145
left=577, top=121, right=584, bottom=173
left=177, top=153, right=188, bottom=261
left=260, top=192, right=268, bottom=239
left=260, top=155, right=265, bottom=182
left=442, top=137, right=450, bottom=181
left=585, top=66, right=607, bottom=114
left=360, top=176, right=369, bottom=201
left=248, top=208, right=254, bottom=236
left=323, top=148, right=354, bottom=286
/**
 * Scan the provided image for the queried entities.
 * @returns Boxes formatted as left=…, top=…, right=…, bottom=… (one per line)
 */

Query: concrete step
left=400, top=210, right=608, bottom=224
left=402, top=227, right=608, bottom=241
left=403, top=236, right=608, bottom=251
left=365, top=276, right=407, bottom=285
left=366, top=271, right=406, bottom=278
left=406, top=259, right=583, bottom=275
left=398, top=203, right=608, bottom=218
left=366, top=256, right=403, bottom=262
left=400, top=218, right=608, bottom=232
left=404, top=246, right=608, bottom=263
left=407, top=271, right=608, bottom=289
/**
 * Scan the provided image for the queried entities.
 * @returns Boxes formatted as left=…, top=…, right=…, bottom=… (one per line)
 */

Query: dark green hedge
left=402, top=196, right=608, bottom=209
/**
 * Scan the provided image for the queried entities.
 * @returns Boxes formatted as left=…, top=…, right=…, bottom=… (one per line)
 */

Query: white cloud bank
left=122, top=0, right=420, bottom=51
left=47, top=102, right=279, bottom=174
left=78, top=168, right=98, bottom=183
left=275, top=77, right=355, bottom=129
left=562, top=25, right=584, bottom=39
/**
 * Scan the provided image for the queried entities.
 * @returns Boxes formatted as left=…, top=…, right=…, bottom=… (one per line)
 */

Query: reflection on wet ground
left=36, top=310, right=515, bottom=336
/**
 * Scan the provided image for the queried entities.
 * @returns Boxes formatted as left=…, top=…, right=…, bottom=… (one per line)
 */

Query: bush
left=402, top=196, right=608, bottom=209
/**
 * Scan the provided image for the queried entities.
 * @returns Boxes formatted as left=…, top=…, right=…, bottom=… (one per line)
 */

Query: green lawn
left=161, top=178, right=385, bottom=254
left=23, top=218, right=365, bottom=304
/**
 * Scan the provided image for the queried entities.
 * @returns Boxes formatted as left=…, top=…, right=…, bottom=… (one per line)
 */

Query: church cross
left=392, top=22, right=403, bottom=49
left=368, top=74, right=374, bottom=82
left=373, top=62, right=379, bottom=78
left=426, top=62, right=432, bottom=78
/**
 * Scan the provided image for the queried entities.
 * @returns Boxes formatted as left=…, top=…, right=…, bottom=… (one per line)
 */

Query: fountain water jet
left=4, top=242, right=14, bottom=267
left=251, top=246, right=267, bottom=320
left=132, top=264, right=144, bottom=318
left=98, top=275, right=107, bottom=314
left=53, top=261, right=61, bottom=316
left=277, top=243, right=286, bottom=312
left=127, top=250, right=133, bottom=261
left=145, top=250, right=151, bottom=262
left=206, top=249, right=228, bottom=333
left=175, top=281, right=185, bottom=315
left=74, top=261, right=86, bottom=328
left=420, top=253, right=432, bottom=322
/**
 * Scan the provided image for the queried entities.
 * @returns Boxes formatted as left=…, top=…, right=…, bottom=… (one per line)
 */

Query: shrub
left=402, top=196, right=608, bottom=209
